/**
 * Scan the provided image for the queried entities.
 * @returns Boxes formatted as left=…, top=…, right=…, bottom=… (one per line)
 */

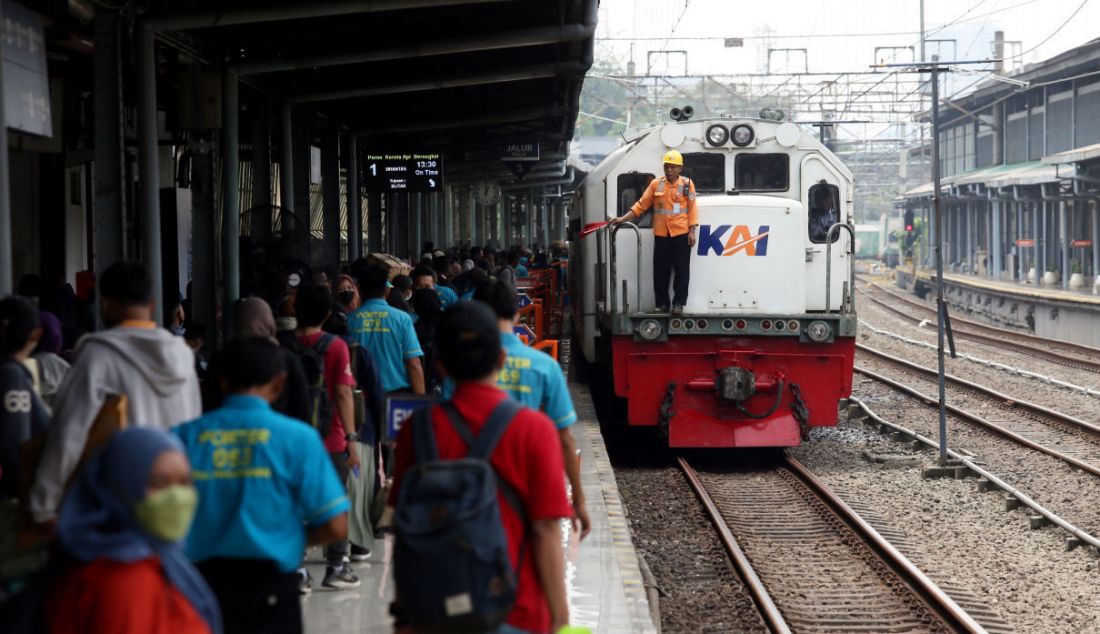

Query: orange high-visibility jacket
left=628, top=176, right=698, bottom=237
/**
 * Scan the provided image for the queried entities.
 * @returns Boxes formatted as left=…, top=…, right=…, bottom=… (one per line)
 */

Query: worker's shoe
left=654, top=305, right=670, bottom=314
left=671, top=305, right=685, bottom=315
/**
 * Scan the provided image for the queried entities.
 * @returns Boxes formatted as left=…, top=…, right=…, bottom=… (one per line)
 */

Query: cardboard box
left=367, top=252, right=412, bottom=279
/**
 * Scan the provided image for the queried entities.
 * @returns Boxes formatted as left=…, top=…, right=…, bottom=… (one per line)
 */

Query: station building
left=898, top=37, right=1100, bottom=345
left=900, top=37, right=1100, bottom=291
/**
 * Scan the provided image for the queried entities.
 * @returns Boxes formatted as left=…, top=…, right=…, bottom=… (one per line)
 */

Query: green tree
left=578, top=58, right=631, bottom=137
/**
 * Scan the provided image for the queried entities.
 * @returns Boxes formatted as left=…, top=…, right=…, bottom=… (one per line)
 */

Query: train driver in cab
left=610, top=149, right=698, bottom=315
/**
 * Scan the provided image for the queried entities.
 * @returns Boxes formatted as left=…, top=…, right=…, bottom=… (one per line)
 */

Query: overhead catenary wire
left=1007, top=0, right=1090, bottom=59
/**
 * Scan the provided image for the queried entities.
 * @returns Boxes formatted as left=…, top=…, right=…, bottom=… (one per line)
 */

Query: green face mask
left=134, top=485, right=198, bottom=542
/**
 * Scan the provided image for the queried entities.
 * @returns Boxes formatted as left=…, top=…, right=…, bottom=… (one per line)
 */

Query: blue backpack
left=394, top=399, right=525, bottom=632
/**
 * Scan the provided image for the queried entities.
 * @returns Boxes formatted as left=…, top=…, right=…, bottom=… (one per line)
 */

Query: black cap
left=436, top=301, right=502, bottom=381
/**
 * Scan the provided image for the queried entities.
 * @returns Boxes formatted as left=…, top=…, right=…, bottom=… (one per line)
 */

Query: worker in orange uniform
left=610, top=149, right=697, bottom=314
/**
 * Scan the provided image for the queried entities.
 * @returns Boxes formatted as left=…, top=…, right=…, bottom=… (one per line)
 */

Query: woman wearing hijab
left=32, top=311, right=70, bottom=409
left=333, top=274, right=360, bottom=313
left=201, top=298, right=309, bottom=424
left=49, top=427, right=221, bottom=634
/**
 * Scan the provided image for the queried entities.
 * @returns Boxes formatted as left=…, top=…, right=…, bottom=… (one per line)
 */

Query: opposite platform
left=301, top=383, right=657, bottom=633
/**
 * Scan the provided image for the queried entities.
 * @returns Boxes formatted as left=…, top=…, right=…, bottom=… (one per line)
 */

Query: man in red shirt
left=294, top=284, right=360, bottom=590
left=390, top=302, right=571, bottom=634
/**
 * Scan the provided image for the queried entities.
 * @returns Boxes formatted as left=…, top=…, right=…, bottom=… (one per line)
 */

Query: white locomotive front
left=569, top=116, right=857, bottom=448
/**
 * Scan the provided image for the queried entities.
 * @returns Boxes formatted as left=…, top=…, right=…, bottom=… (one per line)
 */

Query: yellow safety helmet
left=662, top=150, right=684, bottom=166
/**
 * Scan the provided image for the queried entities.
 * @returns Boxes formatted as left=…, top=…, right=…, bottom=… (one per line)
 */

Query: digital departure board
left=363, top=153, right=443, bottom=192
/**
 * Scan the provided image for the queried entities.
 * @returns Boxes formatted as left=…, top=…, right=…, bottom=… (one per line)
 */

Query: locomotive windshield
left=735, top=153, right=789, bottom=191
left=681, top=153, right=724, bottom=192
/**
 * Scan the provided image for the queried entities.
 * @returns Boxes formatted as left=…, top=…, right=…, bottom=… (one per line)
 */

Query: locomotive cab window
left=617, top=172, right=655, bottom=228
left=808, top=182, right=841, bottom=244
left=681, top=153, right=724, bottom=193
left=735, top=153, right=789, bottom=191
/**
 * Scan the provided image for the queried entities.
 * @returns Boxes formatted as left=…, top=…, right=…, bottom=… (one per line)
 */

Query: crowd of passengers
left=0, top=240, right=586, bottom=634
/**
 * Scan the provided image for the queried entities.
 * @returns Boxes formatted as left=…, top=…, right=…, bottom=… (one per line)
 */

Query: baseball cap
left=435, top=302, right=502, bottom=380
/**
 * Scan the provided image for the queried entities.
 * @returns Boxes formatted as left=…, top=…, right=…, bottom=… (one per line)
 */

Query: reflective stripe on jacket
left=629, top=176, right=698, bottom=237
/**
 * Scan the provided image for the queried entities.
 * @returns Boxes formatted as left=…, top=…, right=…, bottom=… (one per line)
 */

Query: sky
left=595, top=0, right=1099, bottom=78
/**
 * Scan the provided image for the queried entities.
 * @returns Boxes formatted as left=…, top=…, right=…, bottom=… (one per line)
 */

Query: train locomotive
left=569, top=115, right=857, bottom=448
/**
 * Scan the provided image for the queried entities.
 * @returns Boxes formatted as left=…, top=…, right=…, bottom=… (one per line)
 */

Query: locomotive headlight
left=705, top=124, right=729, bottom=146
left=731, top=124, right=755, bottom=146
left=638, top=319, right=663, bottom=341
left=806, top=320, right=832, bottom=342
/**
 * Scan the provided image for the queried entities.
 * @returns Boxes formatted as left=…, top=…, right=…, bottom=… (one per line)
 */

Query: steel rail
left=782, top=455, right=986, bottom=634
left=857, top=343, right=1100, bottom=437
left=850, top=396, right=1100, bottom=551
left=675, top=457, right=791, bottom=634
left=854, top=360, right=1100, bottom=480
left=856, top=279, right=1100, bottom=372
left=678, top=455, right=985, bottom=634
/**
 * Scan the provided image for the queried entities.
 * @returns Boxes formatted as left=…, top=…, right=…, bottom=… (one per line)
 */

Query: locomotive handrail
left=825, top=222, right=856, bottom=314
left=610, top=221, right=642, bottom=315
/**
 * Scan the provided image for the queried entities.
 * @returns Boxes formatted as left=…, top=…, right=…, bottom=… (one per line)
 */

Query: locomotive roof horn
left=669, top=105, right=694, bottom=122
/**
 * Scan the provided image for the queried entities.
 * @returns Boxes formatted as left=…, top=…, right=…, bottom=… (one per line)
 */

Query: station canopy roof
left=902, top=161, right=1060, bottom=198
left=139, top=0, right=595, bottom=183
left=1042, top=142, right=1100, bottom=165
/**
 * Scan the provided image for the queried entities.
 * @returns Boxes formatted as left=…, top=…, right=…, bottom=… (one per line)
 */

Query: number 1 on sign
left=369, top=163, right=377, bottom=176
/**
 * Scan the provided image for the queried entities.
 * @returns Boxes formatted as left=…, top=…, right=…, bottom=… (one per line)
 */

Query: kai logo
left=697, top=225, right=771, bottom=256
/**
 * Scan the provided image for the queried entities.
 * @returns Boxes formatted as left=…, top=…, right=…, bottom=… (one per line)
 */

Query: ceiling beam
left=231, top=23, right=596, bottom=74
left=143, top=0, right=517, bottom=31
left=352, top=106, right=566, bottom=136
left=290, top=62, right=583, bottom=103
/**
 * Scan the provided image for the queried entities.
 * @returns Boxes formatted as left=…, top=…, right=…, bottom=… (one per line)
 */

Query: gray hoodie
left=29, top=325, right=201, bottom=522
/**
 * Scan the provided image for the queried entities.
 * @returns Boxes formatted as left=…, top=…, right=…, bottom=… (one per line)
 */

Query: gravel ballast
left=604, top=427, right=768, bottom=634
left=791, top=415, right=1100, bottom=633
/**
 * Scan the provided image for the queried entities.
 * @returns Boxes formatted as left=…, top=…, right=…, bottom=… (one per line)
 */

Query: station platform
left=898, top=268, right=1100, bottom=346
left=301, top=384, right=657, bottom=634
left=911, top=269, right=1100, bottom=306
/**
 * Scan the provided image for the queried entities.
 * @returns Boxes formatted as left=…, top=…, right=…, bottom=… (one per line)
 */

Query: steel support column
left=991, top=200, right=1002, bottom=279
left=0, top=6, right=10, bottom=294
left=1060, top=201, right=1070, bottom=289
left=137, top=25, right=164, bottom=322
left=473, top=197, right=482, bottom=247
left=221, top=71, right=240, bottom=332
left=1092, top=200, right=1100, bottom=281
left=292, top=115, right=312, bottom=262
left=540, top=191, right=550, bottom=249
left=967, top=202, right=974, bottom=273
left=93, top=10, right=125, bottom=281
left=397, top=194, right=410, bottom=258
left=367, top=192, right=382, bottom=253
left=346, top=136, right=361, bottom=262
left=412, top=194, right=422, bottom=258
left=527, top=189, right=536, bottom=246
left=321, top=130, right=340, bottom=270
left=439, top=194, right=448, bottom=247
left=280, top=102, right=295, bottom=219
left=251, top=106, right=272, bottom=240
left=191, top=149, right=217, bottom=348
left=1033, top=202, right=1042, bottom=284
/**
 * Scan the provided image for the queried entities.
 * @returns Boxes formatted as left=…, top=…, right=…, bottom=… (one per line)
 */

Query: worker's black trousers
left=653, top=234, right=690, bottom=308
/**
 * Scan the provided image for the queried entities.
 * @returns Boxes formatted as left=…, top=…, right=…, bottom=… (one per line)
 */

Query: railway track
left=855, top=278, right=1100, bottom=374
left=678, top=454, right=985, bottom=634
left=855, top=344, right=1100, bottom=480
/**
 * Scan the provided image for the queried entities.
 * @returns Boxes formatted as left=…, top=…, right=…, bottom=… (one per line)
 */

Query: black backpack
left=278, top=331, right=335, bottom=437
left=394, top=400, right=526, bottom=632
